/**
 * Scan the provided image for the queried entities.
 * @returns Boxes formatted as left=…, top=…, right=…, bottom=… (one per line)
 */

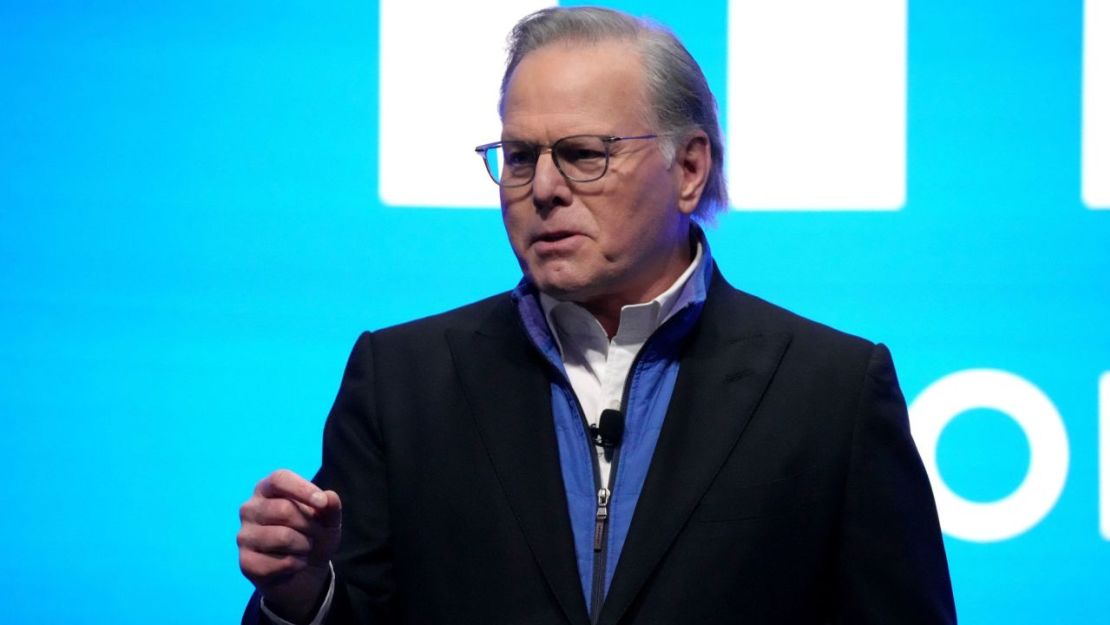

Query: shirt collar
left=538, top=229, right=710, bottom=356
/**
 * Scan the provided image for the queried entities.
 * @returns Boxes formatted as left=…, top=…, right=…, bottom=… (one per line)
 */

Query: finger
left=256, top=469, right=328, bottom=509
left=238, top=524, right=313, bottom=557
left=243, top=497, right=315, bottom=533
left=312, top=490, right=343, bottom=529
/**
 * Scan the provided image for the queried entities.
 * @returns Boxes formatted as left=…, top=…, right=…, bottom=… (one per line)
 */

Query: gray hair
left=498, top=6, right=729, bottom=222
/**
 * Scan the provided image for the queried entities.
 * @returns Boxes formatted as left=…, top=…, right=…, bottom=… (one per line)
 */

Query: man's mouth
left=534, top=230, right=580, bottom=243
left=531, top=230, right=585, bottom=253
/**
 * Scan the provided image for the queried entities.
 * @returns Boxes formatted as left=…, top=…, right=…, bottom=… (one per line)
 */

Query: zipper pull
left=593, top=488, right=611, bottom=552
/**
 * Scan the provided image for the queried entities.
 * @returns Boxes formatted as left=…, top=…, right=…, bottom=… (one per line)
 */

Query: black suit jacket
left=246, top=271, right=956, bottom=624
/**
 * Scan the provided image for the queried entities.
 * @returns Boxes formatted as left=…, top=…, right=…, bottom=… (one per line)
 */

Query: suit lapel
left=599, top=280, right=792, bottom=625
left=446, top=300, right=591, bottom=625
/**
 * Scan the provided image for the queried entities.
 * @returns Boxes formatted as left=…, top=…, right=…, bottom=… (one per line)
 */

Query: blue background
left=2, top=1, right=1108, bottom=622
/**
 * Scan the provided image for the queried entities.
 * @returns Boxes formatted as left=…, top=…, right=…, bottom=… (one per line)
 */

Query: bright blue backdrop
left=2, top=1, right=1108, bottom=623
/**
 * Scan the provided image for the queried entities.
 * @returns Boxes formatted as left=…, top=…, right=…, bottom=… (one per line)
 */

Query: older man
left=238, top=7, right=956, bottom=625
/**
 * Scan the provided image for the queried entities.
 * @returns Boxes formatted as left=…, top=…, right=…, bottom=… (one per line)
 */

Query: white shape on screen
left=379, top=0, right=555, bottom=208
left=727, top=0, right=906, bottom=210
left=1084, top=0, right=1110, bottom=208
left=909, top=369, right=1070, bottom=543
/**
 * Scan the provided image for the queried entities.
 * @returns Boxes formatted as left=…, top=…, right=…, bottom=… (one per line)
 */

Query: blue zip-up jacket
left=509, top=244, right=714, bottom=617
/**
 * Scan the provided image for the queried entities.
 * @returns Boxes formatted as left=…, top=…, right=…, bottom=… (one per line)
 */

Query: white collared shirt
left=539, top=241, right=704, bottom=488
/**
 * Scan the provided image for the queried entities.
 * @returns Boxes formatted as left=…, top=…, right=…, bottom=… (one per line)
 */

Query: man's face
left=499, top=40, right=694, bottom=307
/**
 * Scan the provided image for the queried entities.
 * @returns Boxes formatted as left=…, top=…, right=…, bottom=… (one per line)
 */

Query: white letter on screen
left=1101, top=372, right=1110, bottom=539
left=379, top=0, right=554, bottom=208
left=909, top=369, right=1069, bottom=543
left=1085, top=0, right=1110, bottom=208
left=727, top=0, right=906, bottom=210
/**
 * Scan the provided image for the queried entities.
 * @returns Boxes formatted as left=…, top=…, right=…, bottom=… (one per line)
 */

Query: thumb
left=307, top=490, right=342, bottom=567
left=315, top=490, right=342, bottom=529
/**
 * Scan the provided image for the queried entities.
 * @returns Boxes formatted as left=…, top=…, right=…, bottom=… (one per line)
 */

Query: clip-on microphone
left=589, top=409, right=624, bottom=461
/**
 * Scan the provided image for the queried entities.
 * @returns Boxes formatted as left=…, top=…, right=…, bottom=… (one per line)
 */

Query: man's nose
left=531, top=152, right=571, bottom=210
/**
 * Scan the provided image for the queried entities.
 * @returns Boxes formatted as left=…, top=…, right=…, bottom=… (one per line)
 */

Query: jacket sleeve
left=242, top=332, right=398, bottom=625
left=834, top=343, right=958, bottom=624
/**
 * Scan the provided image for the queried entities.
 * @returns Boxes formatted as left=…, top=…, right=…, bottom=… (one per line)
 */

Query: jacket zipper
left=587, top=340, right=650, bottom=623
left=570, top=391, right=613, bottom=623
left=593, top=488, right=611, bottom=552
left=520, top=302, right=690, bottom=622
left=590, top=486, right=611, bottom=620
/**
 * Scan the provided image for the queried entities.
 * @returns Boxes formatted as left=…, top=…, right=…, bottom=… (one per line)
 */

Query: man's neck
left=576, top=237, right=699, bottom=339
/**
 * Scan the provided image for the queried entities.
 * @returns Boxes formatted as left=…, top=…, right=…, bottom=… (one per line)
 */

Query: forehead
left=501, top=39, right=651, bottom=138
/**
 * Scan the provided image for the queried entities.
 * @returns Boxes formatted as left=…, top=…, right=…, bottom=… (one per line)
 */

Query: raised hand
left=238, top=469, right=342, bottom=623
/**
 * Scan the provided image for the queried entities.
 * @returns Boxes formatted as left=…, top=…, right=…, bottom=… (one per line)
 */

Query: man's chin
left=529, top=274, right=597, bottom=303
left=525, top=260, right=591, bottom=298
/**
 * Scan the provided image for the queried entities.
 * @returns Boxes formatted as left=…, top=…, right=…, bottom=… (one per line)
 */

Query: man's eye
left=503, top=145, right=535, bottom=167
left=558, top=147, right=605, bottom=163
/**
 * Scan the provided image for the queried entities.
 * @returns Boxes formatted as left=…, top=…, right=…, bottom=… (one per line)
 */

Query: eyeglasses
left=474, top=134, right=659, bottom=187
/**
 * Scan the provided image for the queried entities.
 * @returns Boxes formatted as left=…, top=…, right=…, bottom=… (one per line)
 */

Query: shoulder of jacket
left=368, top=291, right=514, bottom=344
left=709, top=278, right=878, bottom=362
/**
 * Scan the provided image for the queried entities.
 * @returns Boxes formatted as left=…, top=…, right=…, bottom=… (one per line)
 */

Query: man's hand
left=238, top=469, right=343, bottom=623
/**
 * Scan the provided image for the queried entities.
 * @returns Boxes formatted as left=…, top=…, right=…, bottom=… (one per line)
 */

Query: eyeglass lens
left=483, top=136, right=610, bottom=186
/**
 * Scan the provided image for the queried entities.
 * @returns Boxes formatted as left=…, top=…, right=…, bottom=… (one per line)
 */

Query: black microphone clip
left=589, top=409, right=624, bottom=450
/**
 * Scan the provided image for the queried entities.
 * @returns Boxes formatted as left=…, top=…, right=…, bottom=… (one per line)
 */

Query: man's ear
left=673, top=131, right=712, bottom=216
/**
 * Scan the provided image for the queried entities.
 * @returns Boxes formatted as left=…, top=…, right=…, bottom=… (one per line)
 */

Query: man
left=238, top=7, right=956, bottom=624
